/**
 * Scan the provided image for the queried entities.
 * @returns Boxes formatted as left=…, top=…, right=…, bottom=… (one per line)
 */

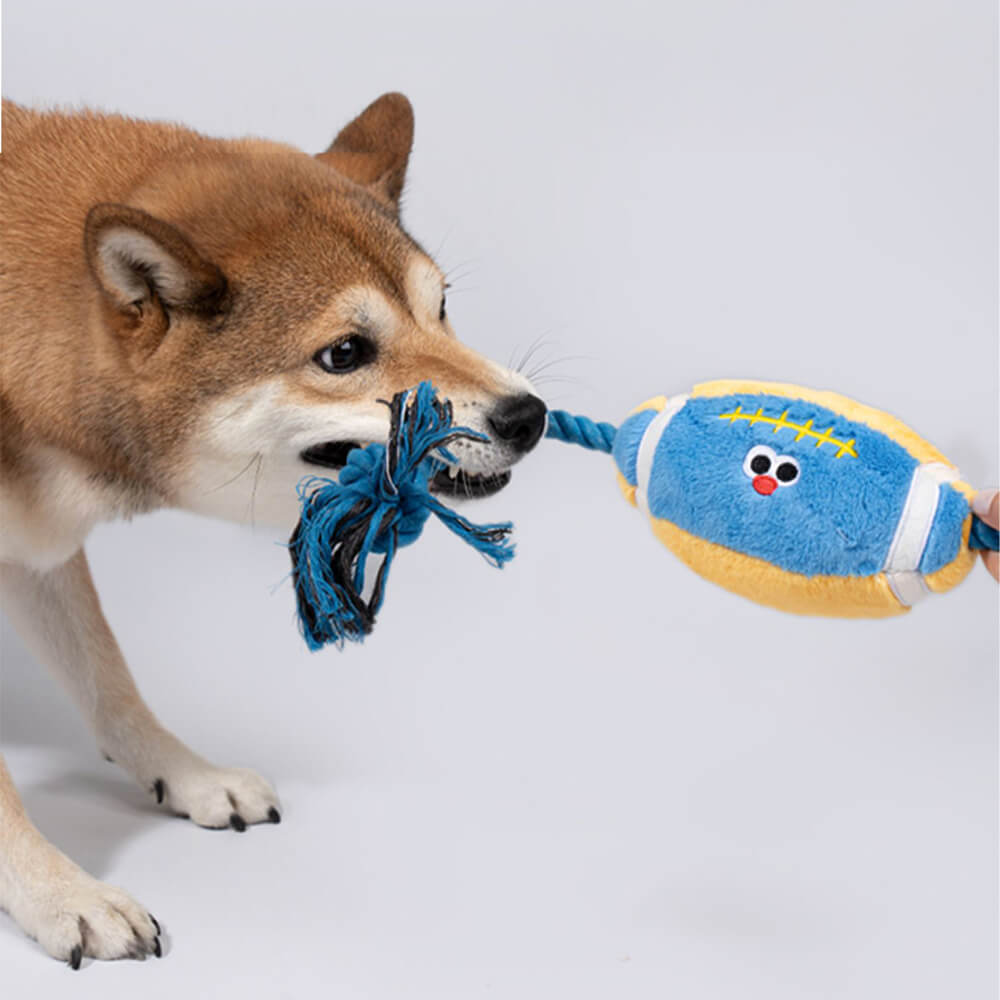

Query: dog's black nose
left=488, top=393, right=547, bottom=453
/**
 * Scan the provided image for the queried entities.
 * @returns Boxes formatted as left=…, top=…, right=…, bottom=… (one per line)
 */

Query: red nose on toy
left=753, top=475, right=778, bottom=496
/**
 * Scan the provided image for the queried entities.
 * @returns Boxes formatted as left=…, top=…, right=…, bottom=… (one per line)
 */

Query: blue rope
left=970, top=515, right=999, bottom=552
left=290, top=382, right=514, bottom=651
left=545, top=410, right=618, bottom=453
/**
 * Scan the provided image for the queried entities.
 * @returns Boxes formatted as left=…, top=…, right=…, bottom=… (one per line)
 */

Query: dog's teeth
left=448, top=465, right=460, bottom=479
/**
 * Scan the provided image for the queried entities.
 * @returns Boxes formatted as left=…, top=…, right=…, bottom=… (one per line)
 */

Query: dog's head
left=83, top=94, right=545, bottom=526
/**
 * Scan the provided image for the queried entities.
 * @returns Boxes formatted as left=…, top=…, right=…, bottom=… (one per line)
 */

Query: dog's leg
left=0, top=753, right=161, bottom=964
left=1, top=550, right=280, bottom=831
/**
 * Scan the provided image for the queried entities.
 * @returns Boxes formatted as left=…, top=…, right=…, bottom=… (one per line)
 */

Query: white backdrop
left=2, top=2, right=997, bottom=997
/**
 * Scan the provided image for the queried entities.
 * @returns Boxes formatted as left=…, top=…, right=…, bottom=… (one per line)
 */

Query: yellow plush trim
left=924, top=515, right=977, bottom=594
left=645, top=513, right=909, bottom=618
left=616, top=471, right=638, bottom=508
left=692, top=379, right=960, bottom=471
left=630, top=395, right=667, bottom=416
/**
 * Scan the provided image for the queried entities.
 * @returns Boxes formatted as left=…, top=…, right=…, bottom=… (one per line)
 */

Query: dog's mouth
left=299, top=441, right=358, bottom=470
left=299, top=441, right=513, bottom=499
left=428, top=465, right=512, bottom=499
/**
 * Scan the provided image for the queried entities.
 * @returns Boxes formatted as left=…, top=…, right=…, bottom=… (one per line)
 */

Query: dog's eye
left=314, top=335, right=376, bottom=374
left=439, top=293, right=447, bottom=322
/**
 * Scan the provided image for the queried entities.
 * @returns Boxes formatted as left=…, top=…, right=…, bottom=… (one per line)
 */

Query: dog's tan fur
left=0, top=94, right=540, bottom=964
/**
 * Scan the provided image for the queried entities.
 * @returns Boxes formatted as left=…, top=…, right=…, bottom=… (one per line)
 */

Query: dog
left=0, top=93, right=546, bottom=966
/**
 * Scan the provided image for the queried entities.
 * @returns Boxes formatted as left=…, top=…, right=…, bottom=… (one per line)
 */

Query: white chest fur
left=0, top=447, right=125, bottom=570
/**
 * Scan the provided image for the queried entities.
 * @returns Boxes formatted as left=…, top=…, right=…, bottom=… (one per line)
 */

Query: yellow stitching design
left=718, top=405, right=858, bottom=459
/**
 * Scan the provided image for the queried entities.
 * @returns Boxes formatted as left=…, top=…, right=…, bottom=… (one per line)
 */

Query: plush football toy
left=601, top=379, right=995, bottom=618
left=290, top=380, right=997, bottom=649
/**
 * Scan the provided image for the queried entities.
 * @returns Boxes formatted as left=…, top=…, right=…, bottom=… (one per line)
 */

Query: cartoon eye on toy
left=773, top=456, right=800, bottom=487
left=743, top=444, right=776, bottom=477
left=742, top=444, right=783, bottom=495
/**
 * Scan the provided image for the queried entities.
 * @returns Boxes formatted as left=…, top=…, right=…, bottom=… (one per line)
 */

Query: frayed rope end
left=288, top=382, right=515, bottom=651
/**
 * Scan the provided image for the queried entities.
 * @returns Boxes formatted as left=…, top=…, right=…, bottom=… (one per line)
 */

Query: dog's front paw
left=151, top=761, right=281, bottom=831
left=99, top=722, right=281, bottom=831
left=9, top=847, right=161, bottom=967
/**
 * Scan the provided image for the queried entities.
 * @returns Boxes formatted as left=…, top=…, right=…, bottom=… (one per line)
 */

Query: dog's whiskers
left=513, top=335, right=555, bottom=375
left=509, top=334, right=550, bottom=375
left=202, top=453, right=260, bottom=495
left=430, top=228, right=455, bottom=261
left=443, top=258, right=480, bottom=284
left=531, top=374, right=591, bottom=387
left=525, top=353, right=592, bottom=382
left=244, top=453, right=264, bottom=529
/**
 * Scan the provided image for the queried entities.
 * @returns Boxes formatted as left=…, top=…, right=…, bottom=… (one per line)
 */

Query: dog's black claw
left=229, top=813, right=247, bottom=832
left=153, top=779, right=165, bottom=805
left=69, top=945, right=82, bottom=970
left=149, top=914, right=160, bottom=935
left=268, top=807, right=281, bottom=824
left=103, top=754, right=114, bottom=763
left=153, top=937, right=162, bottom=958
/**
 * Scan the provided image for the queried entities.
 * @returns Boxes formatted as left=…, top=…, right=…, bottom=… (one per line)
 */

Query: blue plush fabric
left=642, top=392, right=921, bottom=578
left=613, top=408, right=658, bottom=487
left=919, top=483, right=968, bottom=574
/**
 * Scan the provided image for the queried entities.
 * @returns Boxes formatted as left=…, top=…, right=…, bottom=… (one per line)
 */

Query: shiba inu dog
left=0, top=93, right=546, bottom=966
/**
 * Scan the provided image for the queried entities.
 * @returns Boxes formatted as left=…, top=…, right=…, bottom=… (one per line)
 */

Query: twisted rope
left=545, top=410, right=617, bottom=453
left=970, top=515, right=999, bottom=552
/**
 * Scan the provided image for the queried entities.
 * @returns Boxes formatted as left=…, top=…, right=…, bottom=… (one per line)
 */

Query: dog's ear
left=316, top=92, right=414, bottom=212
left=85, top=204, right=228, bottom=315
left=84, top=204, right=229, bottom=356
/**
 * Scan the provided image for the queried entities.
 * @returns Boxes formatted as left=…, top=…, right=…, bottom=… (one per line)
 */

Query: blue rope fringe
left=289, top=382, right=515, bottom=651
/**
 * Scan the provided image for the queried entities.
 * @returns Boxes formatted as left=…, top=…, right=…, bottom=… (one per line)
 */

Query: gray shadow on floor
left=21, top=769, right=166, bottom=873
left=2, top=612, right=171, bottom=884
left=1, top=612, right=91, bottom=752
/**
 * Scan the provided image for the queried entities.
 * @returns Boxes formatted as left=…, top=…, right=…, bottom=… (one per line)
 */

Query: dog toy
left=290, top=380, right=998, bottom=649
left=590, top=379, right=997, bottom=618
